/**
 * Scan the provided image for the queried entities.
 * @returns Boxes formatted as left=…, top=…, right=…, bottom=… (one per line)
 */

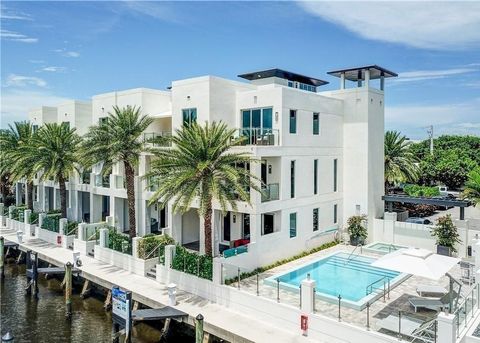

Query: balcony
left=261, top=183, right=279, bottom=202
left=234, top=128, right=279, bottom=146
left=95, top=174, right=110, bottom=188
left=115, top=175, right=125, bottom=189
left=81, top=172, right=91, bottom=184
left=143, top=132, right=172, bottom=147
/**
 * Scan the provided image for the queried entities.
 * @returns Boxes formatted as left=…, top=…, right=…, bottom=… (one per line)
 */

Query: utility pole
left=426, top=125, right=434, bottom=155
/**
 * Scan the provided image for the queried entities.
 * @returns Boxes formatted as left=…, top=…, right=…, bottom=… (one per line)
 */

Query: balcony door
left=241, top=108, right=272, bottom=144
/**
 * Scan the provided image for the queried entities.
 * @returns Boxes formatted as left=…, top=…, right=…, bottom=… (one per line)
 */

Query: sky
left=1, top=1, right=480, bottom=140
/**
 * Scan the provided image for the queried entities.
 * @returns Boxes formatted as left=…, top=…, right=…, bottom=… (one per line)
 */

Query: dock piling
left=80, top=280, right=91, bottom=299
left=104, top=290, right=112, bottom=311
left=65, top=262, right=73, bottom=318
left=195, top=314, right=204, bottom=343
left=25, top=250, right=32, bottom=295
left=32, top=252, right=39, bottom=297
left=0, top=236, right=4, bottom=279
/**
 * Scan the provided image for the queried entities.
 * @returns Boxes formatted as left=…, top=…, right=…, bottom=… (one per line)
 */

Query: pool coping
left=263, top=250, right=410, bottom=311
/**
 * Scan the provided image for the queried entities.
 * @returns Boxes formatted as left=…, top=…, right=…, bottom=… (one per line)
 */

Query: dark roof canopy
left=327, top=65, right=397, bottom=81
left=238, top=68, right=329, bottom=86
left=382, top=194, right=471, bottom=208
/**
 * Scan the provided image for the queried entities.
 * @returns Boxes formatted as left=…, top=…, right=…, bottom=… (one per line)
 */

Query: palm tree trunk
left=27, top=180, right=34, bottom=211
left=204, top=204, right=213, bottom=257
left=124, top=161, right=136, bottom=239
left=59, top=175, right=67, bottom=218
left=0, top=173, right=11, bottom=205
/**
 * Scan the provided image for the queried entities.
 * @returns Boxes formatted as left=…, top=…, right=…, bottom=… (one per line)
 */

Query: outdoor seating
left=378, top=314, right=436, bottom=343
left=409, top=292, right=454, bottom=312
left=416, top=284, right=448, bottom=297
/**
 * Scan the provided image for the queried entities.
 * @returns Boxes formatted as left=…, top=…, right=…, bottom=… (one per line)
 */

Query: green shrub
left=66, top=221, right=79, bottom=236
left=107, top=227, right=131, bottom=254
left=29, top=211, right=39, bottom=224
left=225, top=240, right=338, bottom=285
left=172, top=245, right=213, bottom=280
left=137, top=234, right=174, bottom=260
left=403, top=184, right=440, bottom=197
left=431, top=214, right=461, bottom=253
left=346, top=215, right=368, bottom=245
left=42, top=214, right=60, bottom=232
left=11, top=206, right=26, bottom=221
left=47, top=209, right=62, bottom=215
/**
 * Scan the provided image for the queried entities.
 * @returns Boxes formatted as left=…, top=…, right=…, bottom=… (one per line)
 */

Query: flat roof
left=327, top=65, right=397, bottom=81
left=238, top=68, right=329, bottom=86
left=382, top=194, right=471, bottom=207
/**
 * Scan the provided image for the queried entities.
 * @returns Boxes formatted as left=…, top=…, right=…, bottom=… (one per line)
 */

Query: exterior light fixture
left=275, top=111, right=279, bottom=123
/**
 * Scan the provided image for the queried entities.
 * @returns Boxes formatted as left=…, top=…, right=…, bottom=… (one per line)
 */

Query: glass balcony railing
left=261, top=183, right=279, bottom=202
left=143, top=132, right=172, bottom=147
left=95, top=174, right=110, bottom=188
left=115, top=175, right=125, bottom=189
left=81, top=172, right=91, bottom=184
left=234, top=128, right=279, bottom=146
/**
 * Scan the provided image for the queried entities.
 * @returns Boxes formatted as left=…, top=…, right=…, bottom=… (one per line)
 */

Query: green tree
left=431, top=214, right=461, bottom=253
left=462, top=167, right=480, bottom=207
left=147, top=122, right=261, bottom=256
left=26, top=123, right=81, bottom=218
left=79, top=106, right=153, bottom=238
left=384, top=130, right=419, bottom=192
left=0, top=122, right=37, bottom=210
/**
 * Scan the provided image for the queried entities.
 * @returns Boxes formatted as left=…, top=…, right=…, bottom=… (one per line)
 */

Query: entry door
left=243, top=214, right=250, bottom=238
left=261, top=161, right=267, bottom=185
left=223, top=212, right=231, bottom=241
left=160, top=207, right=167, bottom=228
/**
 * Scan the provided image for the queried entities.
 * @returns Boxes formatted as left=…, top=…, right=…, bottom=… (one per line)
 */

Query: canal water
left=0, top=262, right=194, bottom=342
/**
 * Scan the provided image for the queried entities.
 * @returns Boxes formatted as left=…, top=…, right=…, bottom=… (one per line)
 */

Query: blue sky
left=1, top=1, right=480, bottom=140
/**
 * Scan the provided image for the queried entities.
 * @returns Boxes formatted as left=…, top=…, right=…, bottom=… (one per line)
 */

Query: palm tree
left=0, top=122, right=37, bottom=210
left=462, top=167, right=480, bottom=207
left=147, top=122, right=261, bottom=257
left=28, top=123, right=81, bottom=218
left=384, top=130, right=419, bottom=193
left=79, top=106, right=153, bottom=238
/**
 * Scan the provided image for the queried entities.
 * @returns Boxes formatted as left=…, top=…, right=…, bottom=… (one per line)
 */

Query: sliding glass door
left=241, top=108, right=272, bottom=144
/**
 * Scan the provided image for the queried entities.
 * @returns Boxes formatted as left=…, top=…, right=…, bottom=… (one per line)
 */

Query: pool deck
left=230, top=243, right=470, bottom=337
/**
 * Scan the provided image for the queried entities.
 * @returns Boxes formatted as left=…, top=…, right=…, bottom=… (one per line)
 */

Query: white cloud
left=396, top=68, right=478, bottom=82
left=0, top=6, right=33, bottom=21
left=4, top=74, right=47, bottom=88
left=29, top=60, right=45, bottom=64
left=385, top=98, right=480, bottom=138
left=0, top=89, right=68, bottom=128
left=299, top=2, right=480, bottom=50
left=0, top=29, right=38, bottom=43
left=122, top=1, right=179, bottom=22
left=53, top=48, right=80, bottom=58
left=40, top=66, right=67, bottom=73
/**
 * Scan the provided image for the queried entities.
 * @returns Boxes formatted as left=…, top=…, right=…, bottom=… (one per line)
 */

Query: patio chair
left=377, top=314, right=436, bottom=343
left=416, top=284, right=448, bottom=297
left=409, top=292, right=456, bottom=312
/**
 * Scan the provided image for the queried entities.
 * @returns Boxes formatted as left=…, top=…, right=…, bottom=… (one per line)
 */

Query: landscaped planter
left=73, top=238, right=96, bottom=256
left=349, top=236, right=365, bottom=246
left=93, top=245, right=158, bottom=276
left=437, top=245, right=452, bottom=256
left=36, top=227, right=75, bottom=249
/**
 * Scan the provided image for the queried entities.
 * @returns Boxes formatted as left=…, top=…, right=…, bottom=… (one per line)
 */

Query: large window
left=262, top=213, right=274, bottom=235
left=313, top=208, right=319, bottom=231
left=290, top=160, right=295, bottom=198
left=334, top=204, right=338, bottom=224
left=289, top=110, right=297, bottom=134
left=313, top=159, right=318, bottom=195
left=333, top=158, right=338, bottom=192
left=241, top=107, right=273, bottom=144
left=182, top=108, right=197, bottom=126
left=290, top=212, right=297, bottom=238
left=313, top=112, right=320, bottom=135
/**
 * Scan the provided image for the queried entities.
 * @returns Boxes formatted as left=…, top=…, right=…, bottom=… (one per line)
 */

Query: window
left=290, top=160, right=295, bottom=198
left=182, top=108, right=197, bottom=126
left=99, top=117, right=108, bottom=126
left=313, top=208, right=319, bottom=231
left=32, top=125, right=38, bottom=133
left=62, top=121, right=70, bottom=129
left=313, top=159, right=318, bottom=195
left=262, top=213, right=274, bottom=235
left=313, top=113, right=319, bottom=135
left=290, top=212, right=297, bottom=238
left=333, top=158, right=338, bottom=192
left=289, top=110, right=297, bottom=134
left=334, top=204, right=338, bottom=224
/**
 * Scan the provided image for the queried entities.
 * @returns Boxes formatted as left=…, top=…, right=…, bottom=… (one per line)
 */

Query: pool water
left=266, top=252, right=404, bottom=309
left=364, top=242, right=408, bottom=254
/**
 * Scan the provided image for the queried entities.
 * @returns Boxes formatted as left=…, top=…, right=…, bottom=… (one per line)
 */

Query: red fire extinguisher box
left=301, top=315, right=308, bottom=331
left=57, top=235, right=62, bottom=245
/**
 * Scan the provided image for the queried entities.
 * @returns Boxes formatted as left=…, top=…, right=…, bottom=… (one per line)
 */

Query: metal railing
left=261, top=183, right=279, bottom=202
left=234, top=128, right=279, bottom=146
left=366, top=275, right=390, bottom=301
left=344, top=244, right=362, bottom=265
left=454, top=283, right=479, bottom=338
left=143, top=132, right=172, bottom=147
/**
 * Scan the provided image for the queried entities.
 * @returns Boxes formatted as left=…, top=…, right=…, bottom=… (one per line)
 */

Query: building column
left=380, top=73, right=385, bottom=91
left=15, top=183, right=22, bottom=206
left=38, top=184, right=45, bottom=212
left=340, top=72, right=345, bottom=89
left=437, top=312, right=456, bottom=343
left=364, top=69, right=370, bottom=88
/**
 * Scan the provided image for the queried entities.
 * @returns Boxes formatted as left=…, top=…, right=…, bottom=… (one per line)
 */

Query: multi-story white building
left=18, top=65, right=396, bottom=268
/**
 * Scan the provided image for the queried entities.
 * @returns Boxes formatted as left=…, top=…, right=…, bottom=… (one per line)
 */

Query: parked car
left=405, top=217, right=432, bottom=225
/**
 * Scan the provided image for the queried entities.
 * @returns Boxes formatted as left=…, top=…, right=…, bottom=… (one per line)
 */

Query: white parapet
left=301, top=276, right=316, bottom=314
left=437, top=312, right=457, bottom=343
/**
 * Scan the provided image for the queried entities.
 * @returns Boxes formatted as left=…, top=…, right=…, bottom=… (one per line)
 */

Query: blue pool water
left=269, top=252, right=401, bottom=303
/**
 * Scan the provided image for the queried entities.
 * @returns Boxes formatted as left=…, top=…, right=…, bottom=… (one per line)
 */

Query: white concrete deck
left=1, top=231, right=321, bottom=343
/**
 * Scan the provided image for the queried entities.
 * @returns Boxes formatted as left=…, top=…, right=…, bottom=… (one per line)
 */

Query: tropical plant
left=79, top=105, right=153, bottom=238
left=431, top=214, right=461, bottom=253
left=384, top=130, right=419, bottom=193
left=403, top=184, right=440, bottom=197
left=346, top=215, right=368, bottom=245
left=28, top=123, right=81, bottom=218
left=147, top=121, right=261, bottom=257
left=0, top=122, right=37, bottom=210
left=137, top=234, right=175, bottom=260
left=462, top=167, right=480, bottom=207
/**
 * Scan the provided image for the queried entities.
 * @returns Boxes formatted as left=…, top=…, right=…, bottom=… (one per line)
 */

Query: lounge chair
left=378, top=314, right=436, bottom=342
left=416, top=285, right=448, bottom=297
left=409, top=292, right=455, bottom=312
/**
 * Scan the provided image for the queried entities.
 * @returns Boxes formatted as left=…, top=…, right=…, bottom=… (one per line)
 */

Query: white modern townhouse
left=17, top=65, right=396, bottom=269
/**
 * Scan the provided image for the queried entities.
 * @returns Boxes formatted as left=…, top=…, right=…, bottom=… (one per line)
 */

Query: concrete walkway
left=2, top=231, right=321, bottom=343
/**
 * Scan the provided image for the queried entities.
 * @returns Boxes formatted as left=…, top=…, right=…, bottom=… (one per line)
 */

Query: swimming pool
left=363, top=242, right=408, bottom=255
left=265, top=251, right=408, bottom=310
